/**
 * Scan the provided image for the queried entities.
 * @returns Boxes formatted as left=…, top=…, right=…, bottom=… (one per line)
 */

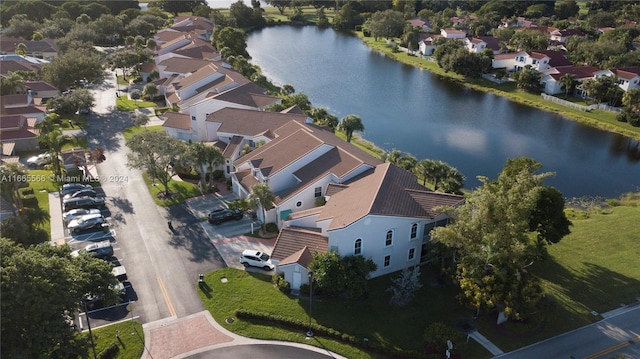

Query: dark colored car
left=61, top=183, right=93, bottom=195
left=63, top=196, right=106, bottom=212
left=208, top=209, right=243, bottom=225
left=63, top=189, right=97, bottom=201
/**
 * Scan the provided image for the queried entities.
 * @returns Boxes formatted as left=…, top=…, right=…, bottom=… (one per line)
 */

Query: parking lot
left=186, top=193, right=275, bottom=272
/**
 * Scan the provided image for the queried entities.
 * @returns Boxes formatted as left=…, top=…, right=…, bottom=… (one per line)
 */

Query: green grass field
left=197, top=195, right=640, bottom=358
left=84, top=320, right=145, bottom=359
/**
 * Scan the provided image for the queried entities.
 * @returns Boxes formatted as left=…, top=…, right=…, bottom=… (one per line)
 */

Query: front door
left=292, top=271, right=302, bottom=290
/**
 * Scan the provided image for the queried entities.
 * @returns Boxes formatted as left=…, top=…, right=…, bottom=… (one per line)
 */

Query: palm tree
left=0, top=163, right=27, bottom=214
left=205, top=146, right=225, bottom=191
left=559, top=73, right=575, bottom=98
left=39, top=129, right=68, bottom=181
left=187, top=142, right=210, bottom=192
left=0, top=72, right=26, bottom=95
left=248, top=183, right=275, bottom=231
left=338, top=114, right=364, bottom=143
left=386, top=149, right=402, bottom=165
left=414, top=159, right=434, bottom=186
left=142, top=83, right=158, bottom=100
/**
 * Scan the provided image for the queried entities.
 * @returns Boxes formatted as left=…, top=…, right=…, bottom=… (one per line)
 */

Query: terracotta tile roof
left=271, top=227, right=327, bottom=261
left=548, top=66, right=604, bottom=80
left=0, top=156, right=19, bottom=164
left=161, top=111, right=191, bottom=130
left=0, top=94, right=29, bottom=108
left=25, top=81, right=57, bottom=92
left=207, top=107, right=308, bottom=138
left=286, top=206, right=323, bottom=220
left=0, top=127, right=39, bottom=141
left=207, top=82, right=279, bottom=108
left=154, top=29, right=185, bottom=43
left=0, top=115, right=25, bottom=129
left=0, top=60, right=42, bottom=75
left=494, top=52, right=517, bottom=60
left=529, top=50, right=573, bottom=67
left=614, top=67, right=640, bottom=79
left=1, top=141, right=15, bottom=156
left=318, top=163, right=464, bottom=230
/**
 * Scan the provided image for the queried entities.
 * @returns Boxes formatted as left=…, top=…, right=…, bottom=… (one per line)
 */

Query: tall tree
left=0, top=163, right=27, bottom=214
left=365, top=10, right=405, bottom=41
left=248, top=182, right=275, bottom=230
left=512, top=65, right=542, bottom=93
left=1, top=239, right=119, bottom=358
left=0, top=72, right=26, bottom=95
left=161, top=0, right=205, bottom=16
left=431, top=158, right=571, bottom=320
left=42, top=49, right=105, bottom=91
left=338, top=114, right=364, bottom=143
left=205, top=146, right=225, bottom=191
left=127, top=131, right=187, bottom=197
left=213, top=27, right=250, bottom=58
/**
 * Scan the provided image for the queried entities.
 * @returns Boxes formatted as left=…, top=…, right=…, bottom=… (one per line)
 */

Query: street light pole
left=82, top=300, right=98, bottom=359
left=306, top=271, right=314, bottom=338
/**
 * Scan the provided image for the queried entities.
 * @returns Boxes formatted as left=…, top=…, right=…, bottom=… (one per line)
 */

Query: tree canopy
left=1, top=239, right=119, bottom=358
left=365, top=10, right=405, bottom=40
left=430, top=158, right=571, bottom=320
left=338, top=114, right=365, bottom=143
left=42, top=48, right=104, bottom=90
left=309, top=251, right=377, bottom=299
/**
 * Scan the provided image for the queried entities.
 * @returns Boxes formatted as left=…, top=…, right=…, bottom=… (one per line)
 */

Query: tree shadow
left=84, top=111, right=135, bottom=153
left=166, top=204, right=225, bottom=264
left=108, top=197, right=134, bottom=215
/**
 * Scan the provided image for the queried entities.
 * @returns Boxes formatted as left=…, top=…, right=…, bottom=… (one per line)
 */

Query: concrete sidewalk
left=468, top=330, right=504, bottom=356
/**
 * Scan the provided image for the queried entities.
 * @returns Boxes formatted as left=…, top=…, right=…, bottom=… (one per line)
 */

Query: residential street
left=495, top=305, right=640, bottom=359
left=84, top=72, right=226, bottom=323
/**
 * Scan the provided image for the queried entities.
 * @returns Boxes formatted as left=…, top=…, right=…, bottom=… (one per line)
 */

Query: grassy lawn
left=142, top=172, right=201, bottom=206
left=116, top=97, right=157, bottom=111
left=473, top=196, right=640, bottom=352
left=198, top=196, right=640, bottom=358
left=199, top=267, right=491, bottom=359
left=122, top=125, right=163, bottom=143
left=24, top=169, right=58, bottom=237
left=84, top=320, right=144, bottom=359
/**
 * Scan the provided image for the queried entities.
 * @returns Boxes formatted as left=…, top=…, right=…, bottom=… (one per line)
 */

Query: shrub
left=96, top=342, right=119, bottom=359
left=423, top=322, right=464, bottom=353
left=20, top=187, right=34, bottom=196
left=212, top=169, right=225, bottom=181
left=299, top=283, right=310, bottom=295
left=272, top=273, right=291, bottom=294
left=265, top=222, right=278, bottom=233
left=315, top=197, right=326, bottom=207
left=21, top=195, right=38, bottom=206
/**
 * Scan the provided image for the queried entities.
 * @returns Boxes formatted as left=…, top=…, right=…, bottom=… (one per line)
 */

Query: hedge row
left=96, top=342, right=119, bottom=359
left=234, top=309, right=431, bottom=359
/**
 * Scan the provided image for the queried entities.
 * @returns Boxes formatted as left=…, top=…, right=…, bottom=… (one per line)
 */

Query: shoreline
left=352, top=31, right=640, bottom=142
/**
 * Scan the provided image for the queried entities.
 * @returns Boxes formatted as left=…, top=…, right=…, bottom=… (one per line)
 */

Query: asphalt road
left=495, top=305, right=640, bottom=359
left=83, top=72, right=226, bottom=324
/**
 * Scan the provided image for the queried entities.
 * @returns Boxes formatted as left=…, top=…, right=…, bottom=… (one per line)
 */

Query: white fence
left=540, top=94, right=622, bottom=113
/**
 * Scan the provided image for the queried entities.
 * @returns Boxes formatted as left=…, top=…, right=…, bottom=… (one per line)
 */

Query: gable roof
left=206, top=82, right=279, bottom=108
left=475, top=36, right=502, bottom=51
left=157, top=57, right=212, bottom=74
left=207, top=107, right=307, bottom=138
left=546, top=65, right=605, bottom=81
left=0, top=59, right=42, bottom=75
left=317, top=162, right=465, bottom=230
left=271, top=227, right=328, bottom=262
left=25, top=81, right=58, bottom=92
left=613, top=67, right=640, bottom=79
left=528, top=50, right=573, bottom=67
left=161, top=111, right=191, bottom=130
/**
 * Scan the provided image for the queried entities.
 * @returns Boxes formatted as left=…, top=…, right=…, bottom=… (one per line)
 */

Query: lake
left=246, top=25, right=640, bottom=198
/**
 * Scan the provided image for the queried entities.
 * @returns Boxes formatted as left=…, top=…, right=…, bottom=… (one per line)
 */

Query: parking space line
left=157, top=276, right=176, bottom=317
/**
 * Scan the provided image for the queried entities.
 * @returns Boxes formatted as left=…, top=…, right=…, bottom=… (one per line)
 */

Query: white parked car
left=67, top=213, right=104, bottom=233
left=62, top=208, right=101, bottom=223
left=26, top=153, right=53, bottom=167
left=240, top=249, right=274, bottom=271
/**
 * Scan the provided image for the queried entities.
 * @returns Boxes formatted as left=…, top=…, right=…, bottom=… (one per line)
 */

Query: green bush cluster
left=21, top=194, right=38, bottom=206
left=234, top=309, right=428, bottom=358
left=19, top=187, right=34, bottom=196
left=271, top=273, right=291, bottom=294
left=96, top=342, right=119, bottom=359
left=265, top=222, right=278, bottom=233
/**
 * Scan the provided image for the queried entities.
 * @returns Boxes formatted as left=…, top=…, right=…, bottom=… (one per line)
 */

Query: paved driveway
left=186, top=193, right=275, bottom=272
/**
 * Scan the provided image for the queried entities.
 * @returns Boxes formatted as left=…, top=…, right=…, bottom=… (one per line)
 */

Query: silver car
left=63, top=208, right=101, bottom=223
left=67, top=213, right=104, bottom=233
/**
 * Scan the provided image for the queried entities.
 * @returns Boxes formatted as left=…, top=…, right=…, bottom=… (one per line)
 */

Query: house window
left=410, top=223, right=418, bottom=239
left=532, top=59, right=538, bottom=65
left=385, top=230, right=393, bottom=246
left=296, top=201, right=302, bottom=207
left=314, top=186, right=322, bottom=198
left=354, top=238, right=362, bottom=255
left=191, top=116, right=196, bottom=121
left=384, top=255, right=391, bottom=267
left=408, top=248, right=416, bottom=261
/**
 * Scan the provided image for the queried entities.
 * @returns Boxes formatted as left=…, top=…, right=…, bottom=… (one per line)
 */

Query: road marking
left=583, top=335, right=640, bottom=359
left=156, top=276, right=176, bottom=317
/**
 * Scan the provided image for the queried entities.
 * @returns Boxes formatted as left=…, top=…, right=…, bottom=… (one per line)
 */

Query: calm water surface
left=247, top=26, right=640, bottom=198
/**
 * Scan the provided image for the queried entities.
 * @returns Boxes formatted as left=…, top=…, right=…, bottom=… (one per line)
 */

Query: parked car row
left=62, top=184, right=107, bottom=213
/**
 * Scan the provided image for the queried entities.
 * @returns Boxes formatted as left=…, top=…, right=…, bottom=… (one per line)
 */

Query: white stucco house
left=539, top=66, right=613, bottom=95
left=613, top=67, right=640, bottom=92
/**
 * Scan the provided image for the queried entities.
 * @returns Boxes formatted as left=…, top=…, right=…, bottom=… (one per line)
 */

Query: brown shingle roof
left=223, top=135, right=243, bottom=158
left=161, top=111, right=191, bottom=130
left=318, top=163, right=464, bottom=230
left=278, top=246, right=315, bottom=267
left=207, top=107, right=307, bottom=138
left=271, top=227, right=327, bottom=262
left=614, top=67, right=640, bottom=79
left=208, top=82, right=278, bottom=108
left=0, top=60, right=42, bottom=75
left=25, top=81, right=57, bottom=92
